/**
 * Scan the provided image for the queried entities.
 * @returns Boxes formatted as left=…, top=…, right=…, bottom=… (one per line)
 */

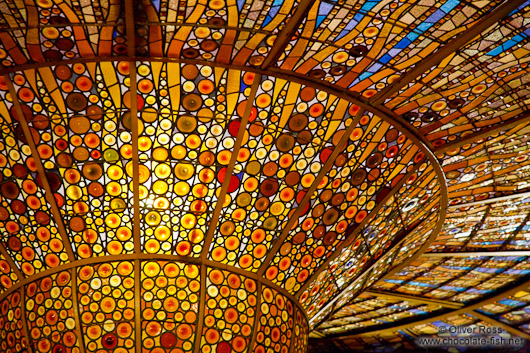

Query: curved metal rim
left=0, top=253, right=309, bottom=322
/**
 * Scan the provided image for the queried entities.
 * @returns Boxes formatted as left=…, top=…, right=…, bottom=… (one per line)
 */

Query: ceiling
left=0, top=0, right=530, bottom=352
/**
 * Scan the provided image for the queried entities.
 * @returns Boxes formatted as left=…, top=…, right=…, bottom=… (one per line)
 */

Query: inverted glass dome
left=1, top=0, right=529, bottom=353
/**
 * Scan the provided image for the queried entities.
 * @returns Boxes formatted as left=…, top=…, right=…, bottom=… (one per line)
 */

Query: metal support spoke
left=260, top=0, right=315, bottom=69
left=71, top=268, right=87, bottom=353
left=130, top=63, right=140, bottom=252
left=258, top=109, right=365, bottom=276
left=124, top=0, right=140, bottom=253
left=248, top=280, right=262, bottom=352
left=201, top=74, right=262, bottom=260
left=448, top=190, right=530, bottom=210
left=123, top=3, right=140, bottom=352
left=20, top=286, right=33, bottom=353
left=435, top=111, right=530, bottom=155
left=134, top=259, right=141, bottom=353
left=372, top=0, right=527, bottom=105
left=193, top=264, right=207, bottom=353
left=124, top=0, right=136, bottom=58
left=4, top=75, right=75, bottom=261
left=364, top=290, right=464, bottom=309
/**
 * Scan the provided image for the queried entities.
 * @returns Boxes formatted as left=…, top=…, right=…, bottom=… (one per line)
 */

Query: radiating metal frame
left=0, top=57, right=447, bottom=347
left=0, top=57, right=448, bottom=272
left=0, top=254, right=307, bottom=352
left=307, top=0, right=530, bottom=341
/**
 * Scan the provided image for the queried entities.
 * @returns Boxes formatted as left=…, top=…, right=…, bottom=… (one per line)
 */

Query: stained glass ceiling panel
left=2, top=0, right=530, bottom=353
